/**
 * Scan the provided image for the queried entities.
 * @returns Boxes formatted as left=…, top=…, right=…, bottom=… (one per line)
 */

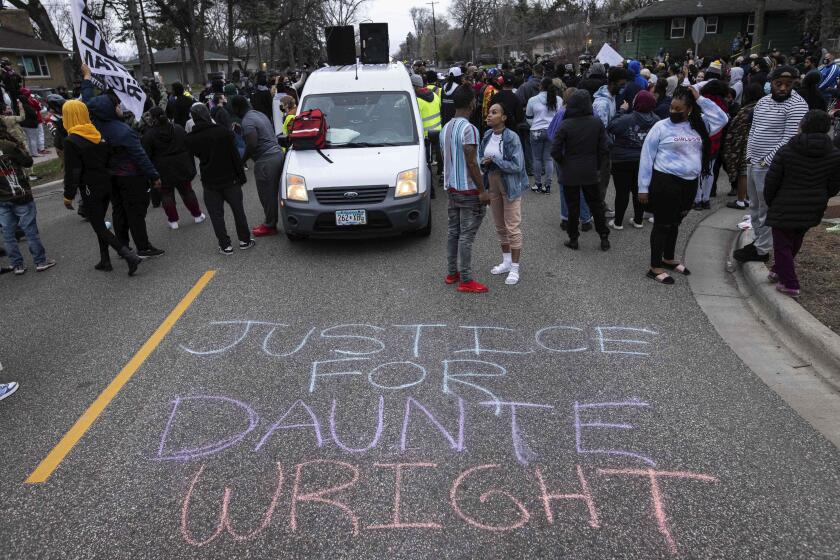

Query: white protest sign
left=595, top=43, right=624, bottom=67
left=70, top=0, right=146, bottom=120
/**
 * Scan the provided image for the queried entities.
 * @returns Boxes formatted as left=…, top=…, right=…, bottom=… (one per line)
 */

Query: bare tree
left=126, top=0, right=152, bottom=77
left=409, top=6, right=431, bottom=59
left=322, top=0, right=369, bottom=27
left=6, top=0, right=77, bottom=84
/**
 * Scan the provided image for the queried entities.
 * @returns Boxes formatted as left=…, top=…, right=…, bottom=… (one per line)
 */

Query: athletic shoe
left=12, top=265, right=25, bottom=275
left=137, top=246, right=165, bottom=258
left=444, top=272, right=461, bottom=285
left=608, top=219, right=623, bottom=230
left=35, top=259, right=56, bottom=272
left=219, top=246, right=234, bottom=255
left=168, top=221, right=179, bottom=230
left=239, top=239, right=256, bottom=250
left=505, top=269, right=520, bottom=285
left=600, top=235, right=611, bottom=251
left=775, top=283, right=800, bottom=297
left=252, top=224, right=278, bottom=237
left=581, top=221, right=593, bottom=232
left=491, top=262, right=511, bottom=275
left=727, top=200, right=748, bottom=210
left=194, top=213, right=206, bottom=224
left=532, top=184, right=541, bottom=193
left=564, top=239, right=579, bottom=250
left=605, top=208, right=615, bottom=218
left=0, top=381, right=18, bottom=402
left=457, top=280, right=489, bottom=293
left=648, top=216, right=655, bottom=224
left=692, top=202, right=703, bottom=211
left=767, top=271, right=779, bottom=282
left=631, top=219, right=644, bottom=229
left=737, top=217, right=752, bottom=230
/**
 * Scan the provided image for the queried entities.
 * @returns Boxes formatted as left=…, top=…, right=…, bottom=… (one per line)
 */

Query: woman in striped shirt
left=638, top=86, right=729, bottom=284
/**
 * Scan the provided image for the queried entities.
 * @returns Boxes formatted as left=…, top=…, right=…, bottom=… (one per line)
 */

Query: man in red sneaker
left=231, top=96, right=284, bottom=237
left=439, top=85, right=491, bottom=293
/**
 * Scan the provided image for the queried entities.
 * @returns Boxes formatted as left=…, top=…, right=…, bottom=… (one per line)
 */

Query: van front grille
left=313, top=185, right=389, bottom=205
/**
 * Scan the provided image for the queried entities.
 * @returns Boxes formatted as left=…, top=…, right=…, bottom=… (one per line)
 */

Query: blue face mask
left=764, top=82, right=772, bottom=95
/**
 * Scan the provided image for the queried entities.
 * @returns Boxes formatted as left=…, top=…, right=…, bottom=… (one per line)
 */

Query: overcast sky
left=364, top=0, right=452, bottom=55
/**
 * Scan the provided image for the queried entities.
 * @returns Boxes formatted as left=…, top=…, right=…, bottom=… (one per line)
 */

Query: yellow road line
left=25, top=270, right=217, bottom=484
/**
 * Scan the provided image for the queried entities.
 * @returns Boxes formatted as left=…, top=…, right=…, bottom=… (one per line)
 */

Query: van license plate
left=335, top=209, right=367, bottom=226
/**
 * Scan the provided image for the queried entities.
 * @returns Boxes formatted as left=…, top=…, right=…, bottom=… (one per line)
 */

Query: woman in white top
left=526, top=78, right=561, bottom=194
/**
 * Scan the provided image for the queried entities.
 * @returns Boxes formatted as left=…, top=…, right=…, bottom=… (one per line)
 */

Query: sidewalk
left=686, top=205, right=840, bottom=448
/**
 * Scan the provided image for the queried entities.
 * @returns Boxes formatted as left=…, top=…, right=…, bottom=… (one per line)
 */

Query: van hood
left=286, top=145, right=421, bottom=190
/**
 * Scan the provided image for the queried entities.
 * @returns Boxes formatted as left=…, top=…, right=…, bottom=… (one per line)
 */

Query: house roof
left=125, top=48, right=240, bottom=66
left=0, top=28, right=71, bottom=55
left=528, top=22, right=586, bottom=42
left=616, top=0, right=808, bottom=23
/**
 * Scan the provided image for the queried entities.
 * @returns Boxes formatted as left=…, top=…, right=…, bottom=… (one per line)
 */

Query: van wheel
left=416, top=207, right=432, bottom=237
left=286, top=232, right=307, bottom=242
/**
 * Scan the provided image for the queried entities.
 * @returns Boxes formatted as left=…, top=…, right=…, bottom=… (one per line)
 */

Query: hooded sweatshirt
left=551, top=90, right=609, bottom=185
left=638, top=96, right=729, bottom=193
left=764, top=132, right=840, bottom=229
left=621, top=61, right=647, bottom=108
left=0, top=138, right=32, bottom=203
left=81, top=79, right=159, bottom=179
left=579, top=63, right=607, bottom=98
left=592, top=84, right=616, bottom=129
left=607, top=110, right=660, bottom=162
left=729, top=67, right=744, bottom=104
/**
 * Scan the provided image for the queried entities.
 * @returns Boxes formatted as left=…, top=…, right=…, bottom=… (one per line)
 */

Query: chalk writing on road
left=153, top=320, right=719, bottom=556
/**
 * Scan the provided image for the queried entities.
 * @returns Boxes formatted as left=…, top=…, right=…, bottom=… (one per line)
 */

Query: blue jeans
left=558, top=176, right=592, bottom=223
left=0, top=201, right=46, bottom=267
left=530, top=129, right=553, bottom=188
left=447, top=192, right=486, bottom=282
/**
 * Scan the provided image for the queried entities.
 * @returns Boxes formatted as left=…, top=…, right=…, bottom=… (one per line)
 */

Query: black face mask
left=669, top=111, right=687, bottom=124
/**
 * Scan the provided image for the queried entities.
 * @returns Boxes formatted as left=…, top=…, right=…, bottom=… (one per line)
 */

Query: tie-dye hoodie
left=638, top=96, right=729, bottom=193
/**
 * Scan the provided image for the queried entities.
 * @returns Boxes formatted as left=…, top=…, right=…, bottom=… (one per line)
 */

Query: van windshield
left=300, top=91, right=418, bottom=148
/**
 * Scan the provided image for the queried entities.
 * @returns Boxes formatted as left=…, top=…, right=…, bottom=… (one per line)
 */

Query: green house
left=605, top=0, right=808, bottom=61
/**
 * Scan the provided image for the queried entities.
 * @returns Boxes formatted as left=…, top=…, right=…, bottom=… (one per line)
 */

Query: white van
left=279, top=63, right=432, bottom=240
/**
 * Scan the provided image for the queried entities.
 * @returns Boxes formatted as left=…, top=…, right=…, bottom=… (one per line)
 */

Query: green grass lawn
left=31, top=157, right=63, bottom=186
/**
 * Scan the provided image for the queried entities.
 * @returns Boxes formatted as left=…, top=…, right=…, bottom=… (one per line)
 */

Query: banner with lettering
left=70, top=0, right=146, bottom=120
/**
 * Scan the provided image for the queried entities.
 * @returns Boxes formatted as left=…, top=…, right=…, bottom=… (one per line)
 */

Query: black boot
left=600, top=234, right=611, bottom=251
left=118, top=247, right=141, bottom=276
left=94, top=260, right=113, bottom=272
left=564, top=238, right=579, bottom=250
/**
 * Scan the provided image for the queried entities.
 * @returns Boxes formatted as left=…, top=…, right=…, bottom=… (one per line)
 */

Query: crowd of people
left=427, top=39, right=840, bottom=293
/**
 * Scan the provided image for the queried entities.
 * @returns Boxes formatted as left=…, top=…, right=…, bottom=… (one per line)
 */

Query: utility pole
left=427, top=1, right=439, bottom=68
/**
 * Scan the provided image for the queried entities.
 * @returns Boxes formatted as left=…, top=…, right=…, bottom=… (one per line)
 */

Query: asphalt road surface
left=2, top=174, right=840, bottom=559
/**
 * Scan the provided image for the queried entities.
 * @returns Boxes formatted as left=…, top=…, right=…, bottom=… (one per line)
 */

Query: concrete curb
left=32, top=179, right=64, bottom=192
left=736, top=229, right=840, bottom=384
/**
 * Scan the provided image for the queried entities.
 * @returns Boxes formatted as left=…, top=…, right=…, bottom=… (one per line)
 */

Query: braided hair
left=673, top=86, right=712, bottom=177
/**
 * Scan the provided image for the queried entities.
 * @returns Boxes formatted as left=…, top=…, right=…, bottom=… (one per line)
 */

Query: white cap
left=448, top=66, right=463, bottom=77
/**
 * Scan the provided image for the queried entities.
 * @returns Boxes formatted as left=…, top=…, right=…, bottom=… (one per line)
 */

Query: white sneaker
left=605, top=208, right=615, bottom=218
left=505, top=269, right=520, bottom=285
left=491, top=262, right=512, bottom=275
left=0, top=381, right=18, bottom=401
left=194, top=213, right=206, bottom=224
left=737, top=219, right=752, bottom=230
left=631, top=219, right=644, bottom=229
left=608, top=219, right=623, bottom=230
left=648, top=216, right=655, bottom=224
left=168, top=221, right=179, bottom=230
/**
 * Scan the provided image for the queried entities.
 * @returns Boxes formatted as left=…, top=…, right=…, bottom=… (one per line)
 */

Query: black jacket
left=551, top=90, right=608, bottom=186
left=490, top=90, right=525, bottom=129
left=20, top=101, right=37, bottom=129
left=141, top=123, right=196, bottom=185
left=167, top=94, right=194, bottom=128
left=764, top=133, right=840, bottom=230
left=579, top=74, right=607, bottom=98
left=63, top=134, right=111, bottom=200
left=251, top=87, right=273, bottom=124
left=0, top=139, right=32, bottom=203
left=185, top=121, right=246, bottom=190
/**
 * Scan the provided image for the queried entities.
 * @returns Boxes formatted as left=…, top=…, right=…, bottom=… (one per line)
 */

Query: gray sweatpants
left=254, top=153, right=285, bottom=228
left=747, top=163, right=772, bottom=256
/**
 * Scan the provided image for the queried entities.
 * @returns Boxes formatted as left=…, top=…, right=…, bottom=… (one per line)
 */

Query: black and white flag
left=71, top=0, right=146, bottom=119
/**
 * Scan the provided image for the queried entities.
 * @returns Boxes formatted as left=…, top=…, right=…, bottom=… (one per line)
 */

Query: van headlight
left=395, top=168, right=419, bottom=198
left=286, top=174, right=308, bottom=202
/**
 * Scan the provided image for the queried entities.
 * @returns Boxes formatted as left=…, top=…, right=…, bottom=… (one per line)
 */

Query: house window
left=20, top=55, right=49, bottom=78
left=705, top=16, right=718, bottom=34
left=625, top=26, right=633, bottom=43
left=670, top=17, right=686, bottom=39
left=746, top=13, right=755, bottom=35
